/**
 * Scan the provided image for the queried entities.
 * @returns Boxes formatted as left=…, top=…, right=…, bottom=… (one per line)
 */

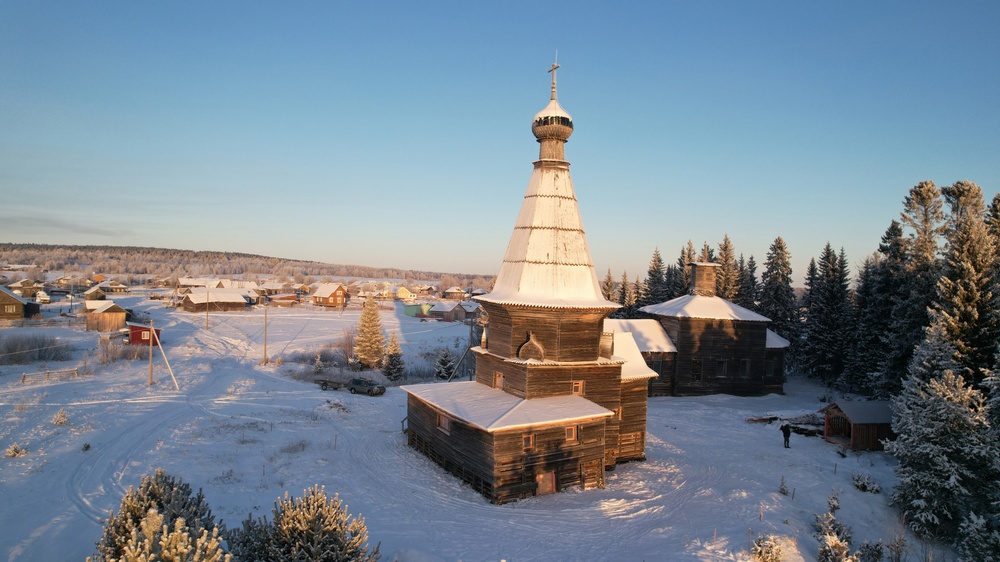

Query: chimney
left=688, top=262, right=719, bottom=297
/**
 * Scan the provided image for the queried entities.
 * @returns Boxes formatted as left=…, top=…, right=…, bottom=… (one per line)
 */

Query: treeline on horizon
left=0, top=242, right=494, bottom=289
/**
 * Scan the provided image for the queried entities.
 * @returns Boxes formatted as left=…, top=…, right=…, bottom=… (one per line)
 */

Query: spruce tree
left=434, top=348, right=456, bottom=380
left=94, top=469, right=218, bottom=562
left=758, top=237, right=798, bottom=350
left=845, top=255, right=886, bottom=394
left=381, top=331, right=405, bottom=382
left=600, top=268, right=616, bottom=302
left=885, top=370, right=999, bottom=541
left=268, top=486, right=380, bottom=562
left=353, top=298, right=386, bottom=370
left=885, top=181, right=945, bottom=395
left=715, top=235, right=739, bottom=300
left=699, top=241, right=715, bottom=263
left=677, top=241, right=697, bottom=294
left=663, top=263, right=684, bottom=301
left=640, top=248, right=667, bottom=306
left=734, top=254, right=759, bottom=311
left=801, top=245, right=853, bottom=386
left=933, top=180, right=1000, bottom=386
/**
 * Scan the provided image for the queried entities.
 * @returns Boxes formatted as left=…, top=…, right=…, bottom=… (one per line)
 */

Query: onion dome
left=531, top=63, right=573, bottom=142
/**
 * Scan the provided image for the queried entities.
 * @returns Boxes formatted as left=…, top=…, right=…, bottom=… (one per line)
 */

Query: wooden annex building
left=402, top=67, right=656, bottom=504
left=639, top=262, right=789, bottom=396
left=820, top=401, right=895, bottom=451
left=86, top=301, right=128, bottom=332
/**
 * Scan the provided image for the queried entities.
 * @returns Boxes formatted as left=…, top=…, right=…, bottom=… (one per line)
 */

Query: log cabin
left=402, top=66, right=656, bottom=504
left=0, top=286, right=40, bottom=319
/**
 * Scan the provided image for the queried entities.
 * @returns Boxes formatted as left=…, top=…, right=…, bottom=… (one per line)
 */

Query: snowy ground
left=1, top=295, right=921, bottom=561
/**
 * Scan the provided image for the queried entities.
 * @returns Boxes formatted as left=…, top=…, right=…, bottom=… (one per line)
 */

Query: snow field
left=1, top=295, right=915, bottom=561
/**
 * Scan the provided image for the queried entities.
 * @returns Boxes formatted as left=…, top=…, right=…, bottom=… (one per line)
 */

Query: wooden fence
left=21, top=368, right=82, bottom=384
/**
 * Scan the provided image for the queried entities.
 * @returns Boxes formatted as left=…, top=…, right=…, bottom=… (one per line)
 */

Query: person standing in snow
left=780, top=424, right=791, bottom=448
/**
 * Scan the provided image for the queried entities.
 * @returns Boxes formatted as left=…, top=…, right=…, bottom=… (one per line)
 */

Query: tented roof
left=641, top=295, right=770, bottom=322
left=401, top=381, right=612, bottom=432
left=477, top=163, right=618, bottom=310
left=604, top=319, right=677, bottom=353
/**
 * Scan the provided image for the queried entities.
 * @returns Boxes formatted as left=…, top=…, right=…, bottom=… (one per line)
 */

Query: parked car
left=348, top=378, right=385, bottom=396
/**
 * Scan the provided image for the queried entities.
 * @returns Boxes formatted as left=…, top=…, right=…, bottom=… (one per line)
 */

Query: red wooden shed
left=820, top=401, right=895, bottom=451
left=127, top=322, right=162, bottom=345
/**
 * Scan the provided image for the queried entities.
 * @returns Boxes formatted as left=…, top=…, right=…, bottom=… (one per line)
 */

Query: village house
left=442, top=286, right=467, bottom=300
left=402, top=66, right=656, bottom=504
left=311, top=283, right=349, bottom=307
left=0, top=286, right=41, bottom=319
left=639, top=262, right=789, bottom=396
left=428, top=301, right=466, bottom=322
left=6, top=279, right=45, bottom=299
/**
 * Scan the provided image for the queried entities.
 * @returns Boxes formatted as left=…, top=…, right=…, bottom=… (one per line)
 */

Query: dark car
left=347, top=378, right=385, bottom=396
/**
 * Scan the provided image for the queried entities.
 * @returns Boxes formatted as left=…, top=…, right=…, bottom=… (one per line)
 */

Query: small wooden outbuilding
left=820, top=401, right=895, bottom=451
left=126, top=322, right=162, bottom=345
left=87, top=301, right=129, bottom=332
left=181, top=290, right=248, bottom=313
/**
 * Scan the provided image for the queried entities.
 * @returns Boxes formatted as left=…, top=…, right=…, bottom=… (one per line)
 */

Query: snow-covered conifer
left=885, top=371, right=999, bottom=540
left=715, top=235, right=739, bottom=301
left=885, top=181, right=944, bottom=395
left=677, top=241, right=697, bottom=293
left=353, top=298, right=386, bottom=370
left=600, top=268, right=616, bottom=302
left=94, top=469, right=218, bottom=561
left=639, top=248, right=667, bottom=307
left=381, top=332, right=405, bottom=382
left=758, top=237, right=798, bottom=351
left=434, top=348, right=456, bottom=380
left=750, top=535, right=782, bottom=562
left=115, top=510, right=230, bottom=562
left=268, top=485, right=380, bottom=562
left=932, top=180, right=1000, bottom=386
left=801, top=244, right=853, bottom=386
left=734, top=254, right=759, bottom=311
left=957, top=512, right=1000, bottom=562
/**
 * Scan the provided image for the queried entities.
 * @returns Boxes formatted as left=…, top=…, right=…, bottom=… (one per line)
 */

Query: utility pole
left=262, top=305, right=268, bottom=365
left=148, top=319, right=155, bottom=385
left=205, top=287, right=209, bottom=330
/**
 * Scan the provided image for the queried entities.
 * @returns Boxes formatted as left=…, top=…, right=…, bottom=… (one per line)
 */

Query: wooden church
left=402, top=65, right=656, bottom=504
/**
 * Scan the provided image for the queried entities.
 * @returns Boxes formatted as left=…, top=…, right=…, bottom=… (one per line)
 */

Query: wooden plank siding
left=618, top=379, right=649, bottom=462
left=479, top=303, right=610, bottom=363
left=86, top=311, right=127, bottom=332
left=657, top=316, right=771, bottom=396
left=406, top=394, right=609, bottom=504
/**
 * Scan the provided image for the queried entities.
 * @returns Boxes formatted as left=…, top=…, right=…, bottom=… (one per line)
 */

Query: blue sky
left=2, top=2, right=998, bottom=285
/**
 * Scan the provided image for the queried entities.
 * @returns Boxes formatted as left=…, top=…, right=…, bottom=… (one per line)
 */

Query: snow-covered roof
left=0, top=286, right=30, bottom=305
left=822, top=401, right=893, bottom=424
left=85, top=299, right=109, bottom=311
left=83, top=285, right=104, bottom=295
left=91, top=301, right=126, bottom=314
left=476, top=161, right=618, bottom=310
left=611, top=333, right=659, bottom=381
left=430, top=301, right=460, bottom=312
left=603, top=319, right=677, bottom=353
left=460, top=301, right=480, bottom=313
left=640, top=295, right=771, bottom=322
left=401, top=381, right=613, bottom=432
left=766, top=329, right=790, bottom=349
left=183, top=288, right=249, bottom=305
left=312, top=283, right=346, bottom=299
